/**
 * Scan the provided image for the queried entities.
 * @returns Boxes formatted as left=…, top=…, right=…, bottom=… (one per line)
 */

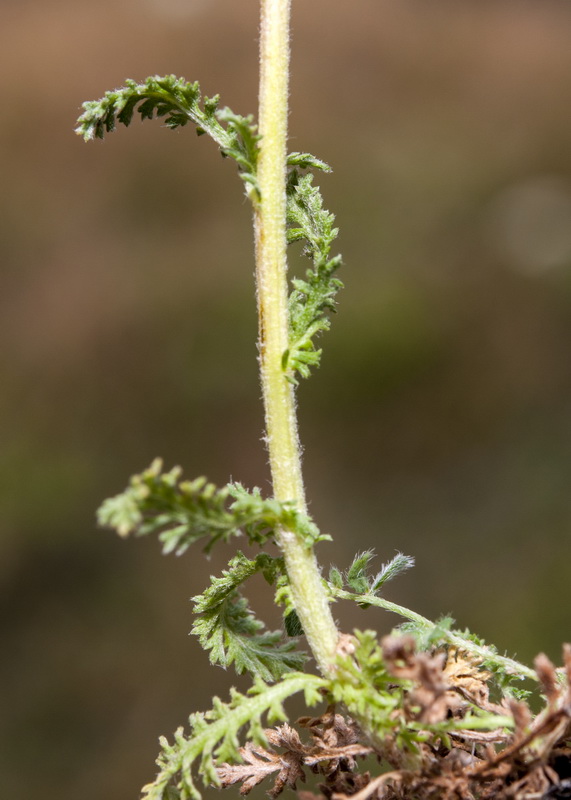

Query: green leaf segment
left=284, top=169, right=343, bottom=381
left=97, top=458, right=326, bottom=555
left=191, top=552, right=306, bottom=682
left=75, top=75, right=260, bottom=202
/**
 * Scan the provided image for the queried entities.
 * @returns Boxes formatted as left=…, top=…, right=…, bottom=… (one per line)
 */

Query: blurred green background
left=3, top=0, right=571, bottom=797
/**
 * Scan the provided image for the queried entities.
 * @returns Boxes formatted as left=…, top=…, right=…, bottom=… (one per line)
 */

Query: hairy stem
left=254, top=0, right=338, bottom=675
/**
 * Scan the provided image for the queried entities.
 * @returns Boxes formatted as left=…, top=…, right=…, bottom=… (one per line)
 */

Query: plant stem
left=254, top=0, right=338, bottom=675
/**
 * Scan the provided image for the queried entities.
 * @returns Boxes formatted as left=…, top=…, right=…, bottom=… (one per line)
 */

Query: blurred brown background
left=3, top=0, right=571, bottom=798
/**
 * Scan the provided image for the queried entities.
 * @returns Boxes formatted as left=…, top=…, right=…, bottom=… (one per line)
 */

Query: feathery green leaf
left=330, top=630, right=422, bottom=753
left=191, top=552, right=306, bottom=681
left=97, top=459, right=327, bottom=555
left=286, top=152, right=332, bottom=172
left=327, top=565, right=344, bottom=590
left=346, top=550, right=376, bottom=593
left=371, top=552, right=416, bottom=593
left=330, top=549, right=415, bottom=600
left=75, top=75, right=260, bottom=201
left=284, top=170, right=343, bottom=382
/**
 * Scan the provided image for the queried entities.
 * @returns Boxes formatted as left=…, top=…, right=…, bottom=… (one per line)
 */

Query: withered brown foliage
left=217, top=712, right=373, bottom=798
left=217, top=640, right=571, bottom=800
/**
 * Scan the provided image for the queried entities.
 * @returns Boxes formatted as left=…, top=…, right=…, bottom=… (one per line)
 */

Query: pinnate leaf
left=97, top=459, right=327, bottom=555
left=191, top=553, right=306, bottom=681
left=284, top=170, right=343, bottom=382
left=76, top=75, right=260, bottom=200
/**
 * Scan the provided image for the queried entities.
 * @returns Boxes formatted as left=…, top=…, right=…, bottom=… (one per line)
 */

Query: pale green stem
left=254, top=0, right=338, bottom=675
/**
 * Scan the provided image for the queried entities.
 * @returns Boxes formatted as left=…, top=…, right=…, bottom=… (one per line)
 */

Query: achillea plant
left=76, top=2, right=571, bottom=798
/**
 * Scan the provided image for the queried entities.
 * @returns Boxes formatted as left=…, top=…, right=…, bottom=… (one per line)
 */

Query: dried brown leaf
left=509, top=698, right=533, bottom=740
left=217, top=742, right=283, bottom=795
left=217, top=719, right=373, bottom=799
left=442, top=648, right=492, bottom=707
left=299, top=707, right=362, bottom=749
